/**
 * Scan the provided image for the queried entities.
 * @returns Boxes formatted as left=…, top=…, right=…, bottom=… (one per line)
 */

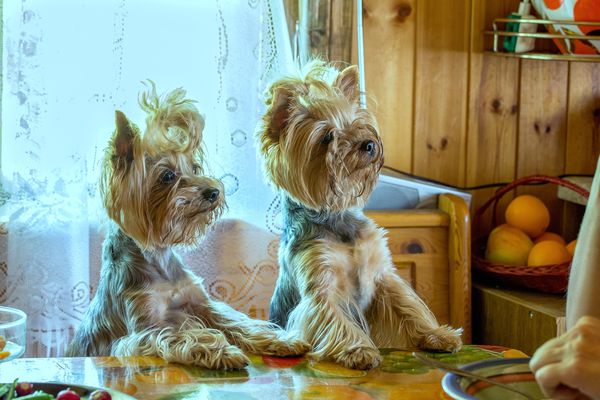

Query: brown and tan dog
left=257, top=61, right=462, bottom=370
left=67, top=82, right=309, bottom=369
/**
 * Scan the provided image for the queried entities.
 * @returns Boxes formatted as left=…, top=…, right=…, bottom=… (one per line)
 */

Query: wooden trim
left=366, top=210, right=449, bottom=228
left=438, top=193, right=472, bottom=343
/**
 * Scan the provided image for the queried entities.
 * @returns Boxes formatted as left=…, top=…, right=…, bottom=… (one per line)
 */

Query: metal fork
left=412, top=352, right=537, bottom=400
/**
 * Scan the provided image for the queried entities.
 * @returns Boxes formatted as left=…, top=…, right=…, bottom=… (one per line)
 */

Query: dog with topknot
left=67, top=82, right=309, bottom=369
left=257, top=62, right=462, bottom=370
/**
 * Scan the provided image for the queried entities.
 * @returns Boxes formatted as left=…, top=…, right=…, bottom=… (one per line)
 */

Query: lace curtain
left=1, top=0, right=293, bottom=357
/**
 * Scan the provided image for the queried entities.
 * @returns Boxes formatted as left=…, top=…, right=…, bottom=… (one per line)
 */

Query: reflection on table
left=0, top=345, right=528, bottom=400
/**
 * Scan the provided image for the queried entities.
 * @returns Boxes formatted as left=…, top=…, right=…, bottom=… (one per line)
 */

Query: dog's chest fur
left=280, top=198, right=392, bottom=310
left=103, top=223, right=209, bottom=327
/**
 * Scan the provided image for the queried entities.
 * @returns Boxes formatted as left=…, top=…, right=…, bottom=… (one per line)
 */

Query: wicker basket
left=472, top=175, right=590, bottom=294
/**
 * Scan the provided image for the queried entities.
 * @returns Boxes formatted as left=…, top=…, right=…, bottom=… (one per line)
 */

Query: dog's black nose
left=202, top=188, right=220, bottom=203
left=361, top=140, right=376, bottom=156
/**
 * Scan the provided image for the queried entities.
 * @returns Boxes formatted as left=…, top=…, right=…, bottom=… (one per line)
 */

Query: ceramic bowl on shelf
left=0, top=306, right=27, bottom=362
left=531, top=0, right=600, bottom=55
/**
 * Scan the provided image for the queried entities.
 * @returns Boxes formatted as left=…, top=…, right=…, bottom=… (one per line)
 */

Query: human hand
left=530, top=316, right=600, bottom=400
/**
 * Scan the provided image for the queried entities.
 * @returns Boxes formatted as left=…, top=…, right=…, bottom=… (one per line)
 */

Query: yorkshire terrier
left=257, top=61, right=462, bottom=370
left=67, top=83, right=309, bottom=369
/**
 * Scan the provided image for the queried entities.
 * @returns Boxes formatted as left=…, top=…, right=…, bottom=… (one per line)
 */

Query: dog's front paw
left=209, top=345, right=250, bottom=370
left=334, top=346, right=381, bottom=370
left=419, top=326, right=463, bottom=353
left=265, top=337, right=312, bottom=357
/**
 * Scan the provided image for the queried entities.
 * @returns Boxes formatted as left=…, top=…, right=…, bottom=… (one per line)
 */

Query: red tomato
left=56, top=388, right=81, bottom=400
left=15, top=382, right=34, bottom=396
left=89, top=389, right=112, bottom=400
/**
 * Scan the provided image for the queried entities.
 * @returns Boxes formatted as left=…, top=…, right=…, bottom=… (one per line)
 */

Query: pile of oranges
left=485, top=195, right=577, bottom=267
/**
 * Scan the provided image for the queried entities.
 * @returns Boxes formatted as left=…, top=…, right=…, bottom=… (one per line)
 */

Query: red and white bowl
left=531, top=0, right=600, bottom=54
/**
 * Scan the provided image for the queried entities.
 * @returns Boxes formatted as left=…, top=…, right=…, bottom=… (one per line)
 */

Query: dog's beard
left=160, top=197, right=224, bottom=246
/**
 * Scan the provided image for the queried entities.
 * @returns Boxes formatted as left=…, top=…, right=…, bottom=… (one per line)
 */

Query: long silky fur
left=257, top=60, right=463, bottom=370
left=67, top=83, right=310, bottom=369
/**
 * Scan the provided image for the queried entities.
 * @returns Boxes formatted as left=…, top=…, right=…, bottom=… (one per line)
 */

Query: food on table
left=0, top=380, right=112, bottom=400
left=15, top=383, right=33, bottom=397
left=56, top=389, right=81, bottom=400
left=88, top=391, right=111, bottom=400
left=0, top=335, right=11, bottom=360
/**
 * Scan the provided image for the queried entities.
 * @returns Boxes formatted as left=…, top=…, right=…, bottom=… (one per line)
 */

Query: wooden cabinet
left=472, top=282, right=566, bottom=355
left=366, top=193, right=472, bottom=342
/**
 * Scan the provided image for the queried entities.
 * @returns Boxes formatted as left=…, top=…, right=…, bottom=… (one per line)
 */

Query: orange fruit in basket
left=505, top=195, right=550, bottom=238
left=566, top=239, right=577, bottom=256
left=527, top=241, right=572, bottom=267
left=485, top=224, right=534, bottom=266
left=533, top=232, right=566, bottom=245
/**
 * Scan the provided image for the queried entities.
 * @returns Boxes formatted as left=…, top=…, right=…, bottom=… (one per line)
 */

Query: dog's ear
left=267, top=87, right=294, bottom=142
left=113, top=110, right=138, bottom=163
left=334, top=65, right=359, bottom=104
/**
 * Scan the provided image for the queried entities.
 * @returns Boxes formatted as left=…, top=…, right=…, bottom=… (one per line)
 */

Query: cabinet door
left=385, top=227, right=450, bottom=325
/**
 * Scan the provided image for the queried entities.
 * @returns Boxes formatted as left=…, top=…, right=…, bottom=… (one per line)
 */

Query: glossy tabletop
left=0, top=345, right=527, bottom=400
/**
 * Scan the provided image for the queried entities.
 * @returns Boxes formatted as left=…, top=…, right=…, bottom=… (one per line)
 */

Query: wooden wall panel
left=468, top=0, right=521, bottom=237
left=360, top=0, right=416, bottom=172
left=413, top=0, right=471, bottom=187
left=467, top=56, right=520, bottom=236
left=517, top=59, right=569, bottom=233
left=291, top=0, right=599, bottom=237
left=307, top=0, right=331, bottom=59
left=328, top=0, right=353, bottom=63
left=566, top=63, right=600, bottom=175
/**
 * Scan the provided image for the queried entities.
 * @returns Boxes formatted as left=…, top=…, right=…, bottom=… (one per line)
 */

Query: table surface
left=0, top=345, right=526, bottom=400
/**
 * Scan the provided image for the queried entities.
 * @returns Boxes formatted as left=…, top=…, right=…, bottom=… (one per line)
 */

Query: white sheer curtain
left=1, top=0, right=293, bottom=357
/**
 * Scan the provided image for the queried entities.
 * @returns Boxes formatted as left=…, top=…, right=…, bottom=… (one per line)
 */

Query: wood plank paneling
left=307, top=0, right=331, bottom=59
left=413, top=0, right=471, bottom=187
left=518, top=59, right=569, bottom=233
left=480, top=0, right=521, bottom=51
left=360, top=0, right=416, bottom=172
left=328, top=0, right=353, bottom=63
left=469, top=0, right=521, bottom=237
left=566, top=63, right=600, bottom=175
left=467, top=55, right=520, bottom=237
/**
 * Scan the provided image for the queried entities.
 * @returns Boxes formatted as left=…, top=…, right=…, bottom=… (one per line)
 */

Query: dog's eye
left=321, top=130, right=334, bottom=146
left=160, top=170, right=177, bottom=184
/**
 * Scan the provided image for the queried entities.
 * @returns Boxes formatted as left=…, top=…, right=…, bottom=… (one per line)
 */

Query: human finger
left=530, top=345, right=565, bottom=372
left=535, top=363, right=567, bottom=398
